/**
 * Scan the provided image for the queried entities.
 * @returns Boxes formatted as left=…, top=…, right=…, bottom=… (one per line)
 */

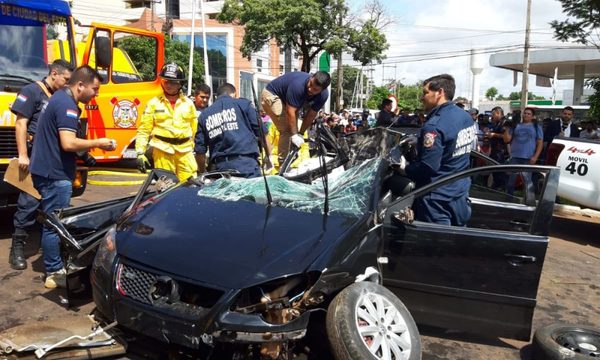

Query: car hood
left=115, top=186, right=357, bottom=289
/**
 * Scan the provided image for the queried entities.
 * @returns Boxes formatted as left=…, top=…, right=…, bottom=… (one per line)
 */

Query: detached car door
left=381, top=165, right=559, bottom=340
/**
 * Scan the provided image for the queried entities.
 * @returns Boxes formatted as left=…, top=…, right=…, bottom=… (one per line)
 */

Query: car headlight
left=93, top=226, right=117, bottom=275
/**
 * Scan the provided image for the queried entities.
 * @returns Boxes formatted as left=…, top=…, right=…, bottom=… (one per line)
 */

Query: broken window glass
left=198, top=158, right=382, bottom=217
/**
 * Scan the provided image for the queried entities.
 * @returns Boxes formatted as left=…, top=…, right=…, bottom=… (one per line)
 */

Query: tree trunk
left=336, top=52, right=343, bottom=112
left=301, top=48, right=311, bottom=72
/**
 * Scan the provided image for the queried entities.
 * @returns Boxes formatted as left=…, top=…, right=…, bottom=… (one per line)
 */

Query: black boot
left=9, top=232, right=28, bottom=270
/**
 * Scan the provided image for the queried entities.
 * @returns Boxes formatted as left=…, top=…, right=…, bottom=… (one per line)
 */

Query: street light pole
left=520, top=0, right=532, bottom=114
left=199, top=0, right=210, bottom=103
left=187, top=0, right=197, bottom=96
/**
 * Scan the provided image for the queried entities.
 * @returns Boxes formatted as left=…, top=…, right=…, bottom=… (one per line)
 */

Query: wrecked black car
left=40, top=127, right=559, bottom=359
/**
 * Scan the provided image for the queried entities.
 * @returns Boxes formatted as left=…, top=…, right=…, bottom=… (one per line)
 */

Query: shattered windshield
left=199, top=158, right=382, bottom=217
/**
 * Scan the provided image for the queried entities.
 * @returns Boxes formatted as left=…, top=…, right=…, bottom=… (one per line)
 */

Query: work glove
left=262, top=156, right=275, bottom=174
left=398, top=155, right=407, bottom=171
left=290, top=134, right=305, bottom=148
left=136, top=153, right=151, bottom=173
left=391, top=155, right=407, bottom=176
left=406, top=134, right=418, bottom=146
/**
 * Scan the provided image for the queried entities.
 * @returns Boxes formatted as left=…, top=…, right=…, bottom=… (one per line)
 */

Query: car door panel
left=381, top=166, right=559, bottom=341
left=382, top=220, right=547, bottom=340
left=469, top=198, right=536, bottom=232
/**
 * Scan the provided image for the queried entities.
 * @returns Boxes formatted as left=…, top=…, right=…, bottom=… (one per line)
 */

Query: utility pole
left=150, top=0, right=155, bottom=32
left=187, top=0, right=197, bottom=96
left=199, top=0, right=210, bottom=95
left=334, top=12, right=343, bottom=112
left=520, top=0, right=532, bottom=114
left=359, top=67, right=364, bottom=109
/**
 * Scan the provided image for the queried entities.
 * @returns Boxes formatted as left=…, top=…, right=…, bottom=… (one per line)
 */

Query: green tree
left=164, top=37, right=205, bottom=89
left=508, top=91, right=544, bottom=101
left=366, top=85, right=390, bottom=110
left=331, top=65, right=368, bottom=109
left=551, top=0, right=600, bottom=119
left=496, top=94, right=506, bottom=101
left=485, top=87, right=498, bottom=100
left=333, top=0, right=390, bottom=111
left=508, top=92, right=520, bottom=101
left=118, top=36, right=204, bottom=87
left=218, top=0, right=387, bottom=73
left=396, top=83, right=422, bottom=110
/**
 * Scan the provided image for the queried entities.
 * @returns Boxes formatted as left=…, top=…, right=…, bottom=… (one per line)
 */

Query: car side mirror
left=95, top=36, right=112, bottom=69
left=384, top=173, right=415, bottom=197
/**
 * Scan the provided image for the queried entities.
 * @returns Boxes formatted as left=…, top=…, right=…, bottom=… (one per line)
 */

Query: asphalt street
left=0, top=169, right=599, bottom=359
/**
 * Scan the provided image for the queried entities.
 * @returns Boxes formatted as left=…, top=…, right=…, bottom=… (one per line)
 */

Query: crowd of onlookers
left=258, top=99, right=599, bottom=150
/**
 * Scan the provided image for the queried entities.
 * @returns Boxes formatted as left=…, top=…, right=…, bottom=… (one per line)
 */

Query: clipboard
left=3, top=158, right=41, bottom=200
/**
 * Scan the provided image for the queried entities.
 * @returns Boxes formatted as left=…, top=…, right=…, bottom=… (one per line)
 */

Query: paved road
left=0, top=171, right=599, bottom=359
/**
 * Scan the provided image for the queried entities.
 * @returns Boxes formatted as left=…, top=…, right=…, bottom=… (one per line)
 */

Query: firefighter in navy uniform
left=7, top=60, right=75, bottom=270
left=136, top=63, right=198, bottom=182
left=195, top=83, right=269, bottom=178
left=402, top=74, right=478, bottom=226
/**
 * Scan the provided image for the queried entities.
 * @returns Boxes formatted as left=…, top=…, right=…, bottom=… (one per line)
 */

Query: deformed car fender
left=301, top=218, right=383, bottom=307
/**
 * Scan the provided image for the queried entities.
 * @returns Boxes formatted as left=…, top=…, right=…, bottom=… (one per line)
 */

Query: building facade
left=70, top=0, right=301, bottom=100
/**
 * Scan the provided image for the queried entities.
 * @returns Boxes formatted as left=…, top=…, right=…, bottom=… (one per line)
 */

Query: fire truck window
left=113, top=32, right=157, bottom=83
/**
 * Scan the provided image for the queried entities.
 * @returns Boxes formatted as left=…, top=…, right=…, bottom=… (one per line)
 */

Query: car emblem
left=148, top=276, right=179, bottom=304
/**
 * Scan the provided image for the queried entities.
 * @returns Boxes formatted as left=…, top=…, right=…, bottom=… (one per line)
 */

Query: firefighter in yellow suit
left=135, top=63, right=198, bottom=181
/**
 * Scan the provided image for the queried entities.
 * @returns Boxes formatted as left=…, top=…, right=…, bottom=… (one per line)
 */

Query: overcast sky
left=343, top=0, right=577, bottom=101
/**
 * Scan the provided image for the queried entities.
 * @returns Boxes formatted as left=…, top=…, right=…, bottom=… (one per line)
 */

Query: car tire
left=72, top=169, right=88, bottom=197
left=532, top=323, right=600, bottom=359
left=326, top=282, right=421, bottom=360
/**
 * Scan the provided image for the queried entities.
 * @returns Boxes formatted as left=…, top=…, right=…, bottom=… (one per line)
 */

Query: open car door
left=39, top=170, right=180, bottom=304
left=380, top=164, right=559, bottom=340
left=79, top=24, right=164, bottom=162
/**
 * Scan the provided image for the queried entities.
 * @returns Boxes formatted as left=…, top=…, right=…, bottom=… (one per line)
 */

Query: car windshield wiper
left=0, top=73, right=36, bottom=83
left=251, top=82, right=273, bottom=206
left=315, top=119, right=330, bottom=216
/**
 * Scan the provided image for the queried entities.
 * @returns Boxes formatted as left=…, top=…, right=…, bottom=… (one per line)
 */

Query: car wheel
left=326, top=282, right=421, bottom=360
left=532, top=323, right=600, bottom=359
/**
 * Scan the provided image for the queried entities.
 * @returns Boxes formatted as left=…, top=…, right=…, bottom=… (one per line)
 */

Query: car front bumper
left=92, top=260, right=314, bottom=349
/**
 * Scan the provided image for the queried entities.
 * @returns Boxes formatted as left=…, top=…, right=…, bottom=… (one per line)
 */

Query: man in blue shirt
left=261, top=71, right=330, bottom=163
left=195, top=83, right=269, bottom=178
left=30, top=65, right=116, bottom=289
left=504, top=107, right=543, bottom=203
left=375, top=99, right=395, bottom=127
left=401, top=74, right=478, bottom=226
left=8, top=60, right=74, bottom=271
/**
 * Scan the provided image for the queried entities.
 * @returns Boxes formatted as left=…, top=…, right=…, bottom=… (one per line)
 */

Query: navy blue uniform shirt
left=375, top=109, right=394, bottom=127
left=30, top=89, right=81, bottom=180
left=195, top=94, right=264, bottom=160
left=10, top=80, right=51, bottom=135
left=266, top=72, right=328, bottom=111
left=405, top=102, right=478, bottom=200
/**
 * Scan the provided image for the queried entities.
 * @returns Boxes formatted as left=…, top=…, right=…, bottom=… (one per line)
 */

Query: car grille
left=0, top=127, right=18, bottom=159
left=118, top=264, right=157, bottom=304
left=117, top=263, right=224, bottom=309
